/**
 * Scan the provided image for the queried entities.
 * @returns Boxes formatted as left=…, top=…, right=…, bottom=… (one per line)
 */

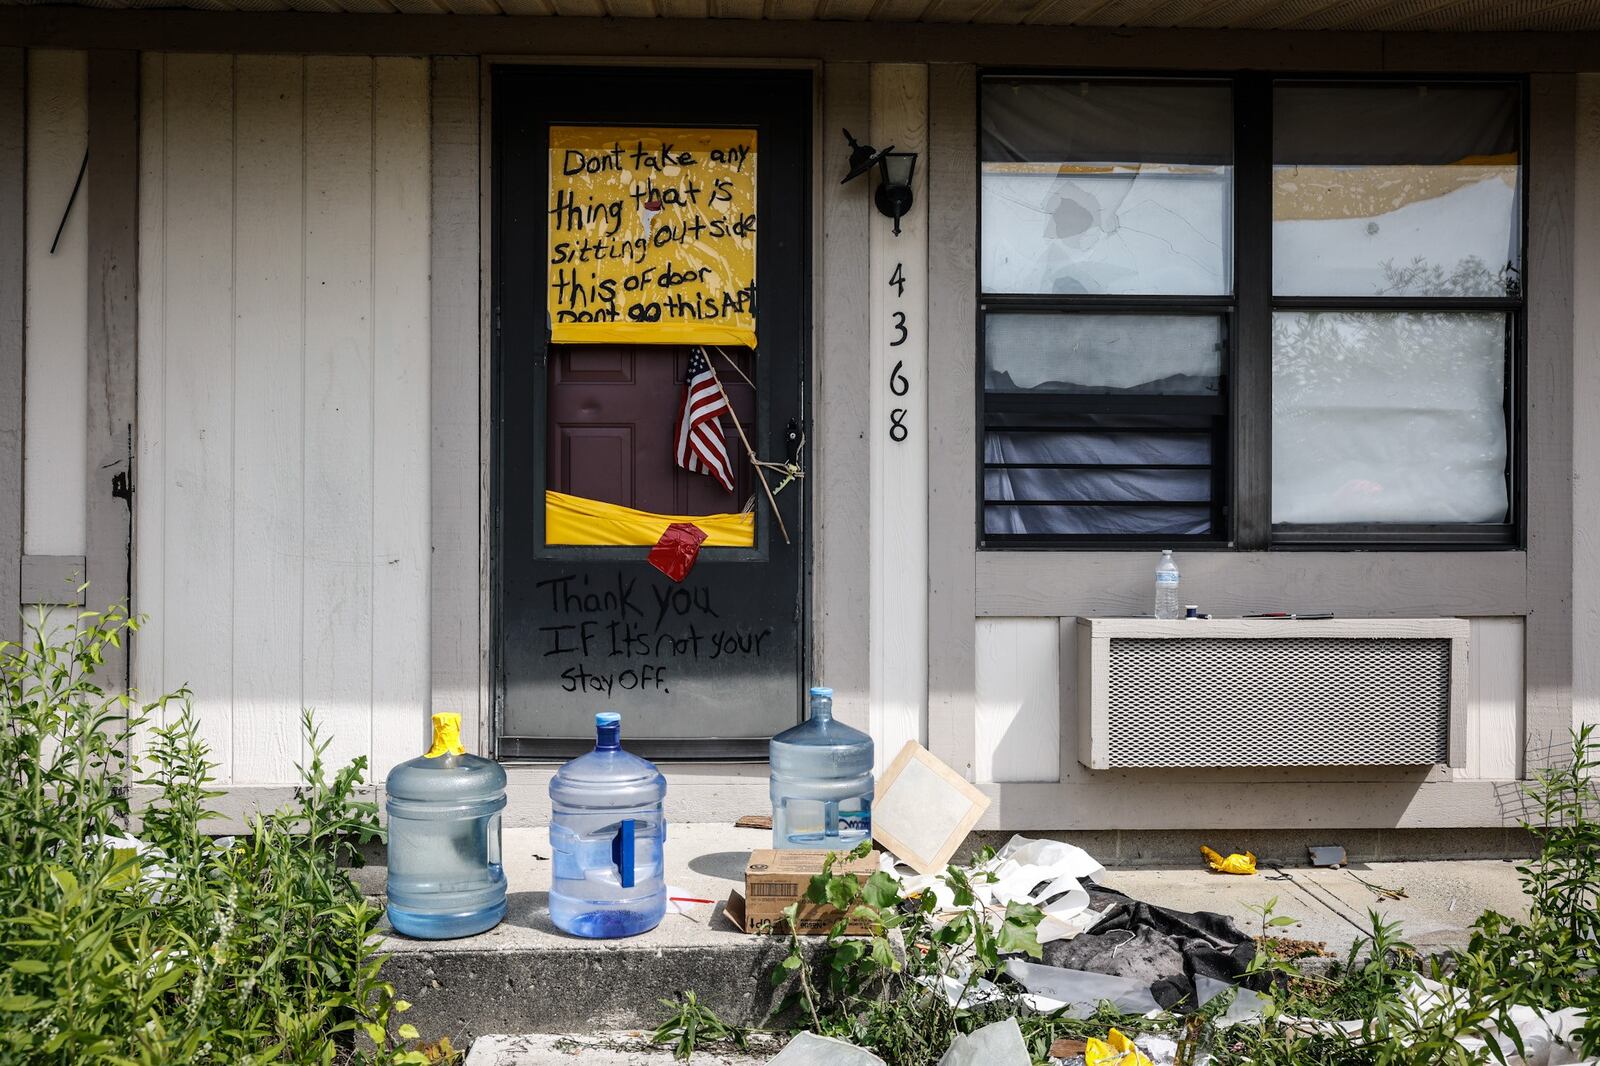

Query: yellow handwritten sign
left=548, top=126, right=757, bottom=348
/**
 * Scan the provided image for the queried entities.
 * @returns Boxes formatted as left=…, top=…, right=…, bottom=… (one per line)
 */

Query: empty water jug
left=548, top=712, right=667, bottom=938
left=770, top=687, right=874, bottom=849
left=385, top=712, right=507, bottom=939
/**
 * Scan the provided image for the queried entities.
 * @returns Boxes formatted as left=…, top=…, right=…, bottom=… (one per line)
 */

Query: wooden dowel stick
left=704, top=350, right=790, bottom=545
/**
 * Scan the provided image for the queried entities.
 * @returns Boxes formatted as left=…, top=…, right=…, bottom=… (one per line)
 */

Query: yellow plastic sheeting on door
left=547, top=126, right=757, bottom=348
left=545, top=490, right=754, bottom=548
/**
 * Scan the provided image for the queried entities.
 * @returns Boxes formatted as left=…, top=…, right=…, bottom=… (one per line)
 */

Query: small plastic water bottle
left=548, top=712, right=667, bottom=938
left=1154, top=550, right=1182, bottom=620
left=385, top=712, right=508, bottom=939
left=770, top=687, right=874, bottom=850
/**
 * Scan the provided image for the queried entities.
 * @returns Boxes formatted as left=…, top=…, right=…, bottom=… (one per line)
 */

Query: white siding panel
left=974, top=618, right=1060, bottom=783
left=134, top=53, right=167, bottom=738
left=370, top=57, right=432, bottom=777
left=303, top=56, right=377, bottom=774
left=161, top=54, right=237, bottom=780
left=136, top=53, right=434, bottom=784
left=1462, top=617, right=1525, bottom=781
left=868, top=64, right=929, bottom=775
left=232, top=55, right=305, bottom=783
left=23, top=51, right=88, bottom=561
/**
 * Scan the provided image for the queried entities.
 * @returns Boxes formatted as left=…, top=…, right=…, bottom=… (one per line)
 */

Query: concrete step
left=375, top=826, right=1531, bottom=1052
left=463, top=1032, right=779, bottom=1065
left=379, top=824, right=792, bottom=1049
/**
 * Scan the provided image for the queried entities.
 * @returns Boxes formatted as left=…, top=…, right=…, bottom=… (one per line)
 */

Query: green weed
left=0, top=607, right=450, bottom=1065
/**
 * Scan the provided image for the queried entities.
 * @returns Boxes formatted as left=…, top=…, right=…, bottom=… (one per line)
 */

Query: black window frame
left=976, top=71, right=1527, bottom=552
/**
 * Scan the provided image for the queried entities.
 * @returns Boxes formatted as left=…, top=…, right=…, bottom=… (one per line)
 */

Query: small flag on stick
left=675, top=349, right=736, bottom=493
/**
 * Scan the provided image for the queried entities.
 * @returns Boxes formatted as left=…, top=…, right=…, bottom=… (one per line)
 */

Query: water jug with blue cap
left=385, top=712, right=508, bottom=939
left=769, top=686, right=875, bottom=849
left=548, top=712, right=667, bottom=938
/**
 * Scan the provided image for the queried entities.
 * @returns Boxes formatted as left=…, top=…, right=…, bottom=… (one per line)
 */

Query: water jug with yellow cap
left=384, top=712, right=508, bottom=939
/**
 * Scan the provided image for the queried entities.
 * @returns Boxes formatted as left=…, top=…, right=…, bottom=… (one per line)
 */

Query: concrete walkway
left=1097, top=857, right=1529, bottom=956
left=379, top=826, right=1533, bottom=1056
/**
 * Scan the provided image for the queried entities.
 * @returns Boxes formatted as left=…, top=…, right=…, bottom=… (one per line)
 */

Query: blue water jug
left=385, top=712, right=507, bottom=939
left=548, top=712, right=667, bottom=938
left=770, top=686, right=874, bottom=849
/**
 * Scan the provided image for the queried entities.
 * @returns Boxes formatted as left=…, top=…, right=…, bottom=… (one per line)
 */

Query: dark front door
left=493, top=66, right=811, bottom=759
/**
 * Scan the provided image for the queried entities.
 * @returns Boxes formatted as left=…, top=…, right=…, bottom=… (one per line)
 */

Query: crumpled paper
left=882, top=834, right=1104, bottom=943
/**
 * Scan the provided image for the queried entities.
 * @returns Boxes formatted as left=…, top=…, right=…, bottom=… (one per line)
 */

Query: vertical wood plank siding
left=85, top=50, right=139, bottom=691
left=0, top=50, right=22, bottom=649
left=136, top=54, right=431, bottom=783
left=1525, top=74, right=1577, bottom=767
left=133, top=52, right=165, bottom=750
left=814, top=62, right=871, bottom=732
left=232, top=55, right=305, bottom=782
left=925, top=63, right=977, bottom=777
left=429, top=57, right=483, bottom=750
left=24, top=52, right=89, bottom=582
left=1571, top=73, right=1600, bottom=731
left=371, top=58, right=432, bottom=775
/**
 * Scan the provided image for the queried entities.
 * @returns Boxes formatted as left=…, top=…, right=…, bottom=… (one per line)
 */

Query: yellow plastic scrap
left=1085, top=1028, right=1154, bottom=1066
left=1201, top=845, right=1257, bottom=875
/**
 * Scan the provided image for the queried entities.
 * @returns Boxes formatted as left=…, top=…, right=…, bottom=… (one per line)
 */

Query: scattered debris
left=937, top=1017, right=1029, bottom=1066
left=872, top=741, right=991, bottom=874
left=769, top=1031, right=886, bottom=1065
left=1200, top=845, right=1256, bottom=875
left=734, top=814, right=772, bottom=830
left=1048, top=1036, right=1089, bottom=1059
left=1085, top=1028, right=1154, bottom=1066
left=1308, top=844, right=1347, bottom=868
left=1003, top=958, right=1162, bottom=1017
left=882, top=834, right=1103, bottom=944
left=1347, top=870, right=1409, bottom=900
left=1041, top=888, right=1260, bottom=1012
left=1255, top=934, right=1330, bottom=961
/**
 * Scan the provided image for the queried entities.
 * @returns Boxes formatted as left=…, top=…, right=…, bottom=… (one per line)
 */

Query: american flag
left=675, top=349, right=735, bottom=493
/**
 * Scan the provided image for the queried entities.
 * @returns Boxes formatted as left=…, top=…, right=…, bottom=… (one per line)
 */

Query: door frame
left=481, top=58, right=819, bottom=762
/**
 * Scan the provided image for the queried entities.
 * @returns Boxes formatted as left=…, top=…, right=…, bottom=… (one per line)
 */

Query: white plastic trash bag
left=937, top=1018, right=1030, bottom=1066
left=1004, top=958, right=1162, bottom=1018
left=1195, top=974, right=1269, bottom=1027
left=769, top=1032, right=886, bottom=1066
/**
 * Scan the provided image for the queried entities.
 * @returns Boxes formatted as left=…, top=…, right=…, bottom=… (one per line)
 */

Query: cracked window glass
left=981, top=79, right=1233, bottom=296
left=1273, top=84, right=1521, bottom=297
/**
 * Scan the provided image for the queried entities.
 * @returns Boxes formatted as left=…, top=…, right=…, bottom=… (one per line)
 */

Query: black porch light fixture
left=839, top=128, right=918, bottom=236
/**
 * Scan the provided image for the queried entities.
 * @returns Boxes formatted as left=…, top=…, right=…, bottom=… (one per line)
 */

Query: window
left=979, top=75, right=1523, bottom=549
left=981, top=78, right=1234, bottom=542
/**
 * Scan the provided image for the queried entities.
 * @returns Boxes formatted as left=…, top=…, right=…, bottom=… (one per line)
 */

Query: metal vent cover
left=1076, top=619, right=1468, bottom=770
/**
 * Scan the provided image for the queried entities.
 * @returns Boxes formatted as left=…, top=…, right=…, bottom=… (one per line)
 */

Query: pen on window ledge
left=1244, top=612, right=1336, bottom=620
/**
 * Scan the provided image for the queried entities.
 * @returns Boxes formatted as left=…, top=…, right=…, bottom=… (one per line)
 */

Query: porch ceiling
left=6, top=0, right=1600, bottom=30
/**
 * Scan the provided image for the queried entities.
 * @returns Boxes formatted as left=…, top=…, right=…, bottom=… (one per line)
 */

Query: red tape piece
left=647, top=522, right=709, bottom=583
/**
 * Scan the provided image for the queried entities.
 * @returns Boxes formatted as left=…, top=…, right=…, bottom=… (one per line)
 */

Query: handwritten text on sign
left=547, top=126, right=758, bottom=348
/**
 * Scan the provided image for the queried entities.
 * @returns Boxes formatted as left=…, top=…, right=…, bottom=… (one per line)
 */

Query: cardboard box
left=728, top=849, right=879, bottom=936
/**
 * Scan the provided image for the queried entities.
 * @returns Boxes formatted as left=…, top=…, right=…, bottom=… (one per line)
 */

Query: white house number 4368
left=888, top=262, right=909, bottom=443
